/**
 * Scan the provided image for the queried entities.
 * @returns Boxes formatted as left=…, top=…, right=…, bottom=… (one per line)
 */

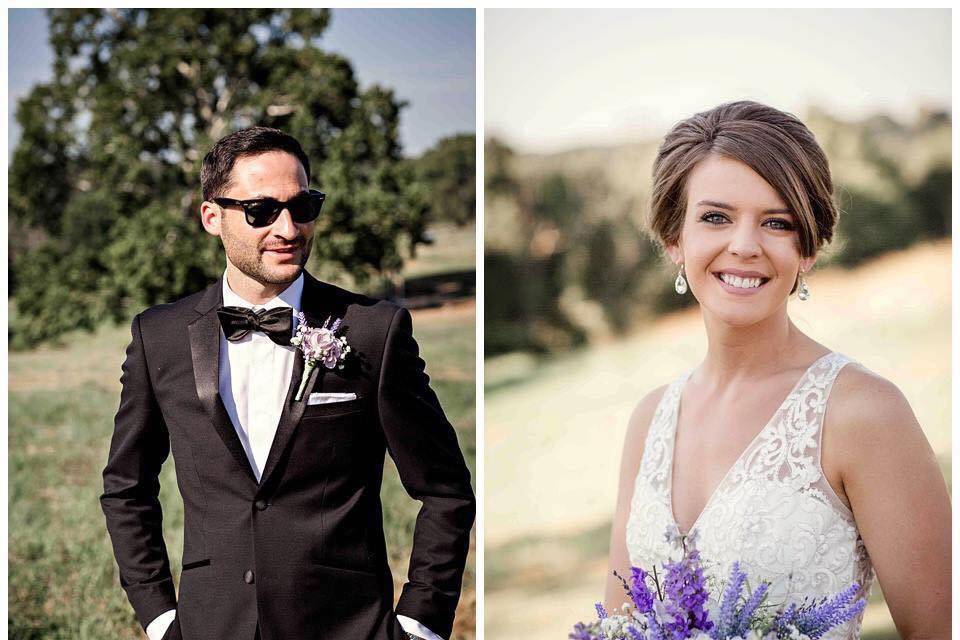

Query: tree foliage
left=10, top=8, right=429, bottom=346
left=413, top=134, right=476, bottom=226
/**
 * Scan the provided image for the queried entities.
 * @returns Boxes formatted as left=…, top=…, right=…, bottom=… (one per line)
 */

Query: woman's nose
left=727, top=223, right=762, bottom=258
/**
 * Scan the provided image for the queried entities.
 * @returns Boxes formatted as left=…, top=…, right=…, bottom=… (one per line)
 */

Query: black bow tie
left=217, top=306, right=293, bottom=346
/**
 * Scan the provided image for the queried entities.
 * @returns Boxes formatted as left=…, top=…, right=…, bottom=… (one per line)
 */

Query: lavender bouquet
left=571, top=531, right=865, bottom=640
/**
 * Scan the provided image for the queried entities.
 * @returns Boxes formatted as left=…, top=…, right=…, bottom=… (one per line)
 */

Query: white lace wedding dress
left=625, top=352, right=874, bottom=639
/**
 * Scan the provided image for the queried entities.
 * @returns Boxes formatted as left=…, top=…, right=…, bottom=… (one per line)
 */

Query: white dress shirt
left=218, top=272, right=302, bottom=481
left=146, top=272, right=441, bottom=640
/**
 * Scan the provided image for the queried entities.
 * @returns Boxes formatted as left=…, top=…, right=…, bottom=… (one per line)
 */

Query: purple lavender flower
left=630, top=567, right=655, bottom=614
left=735, top=581, right=769, bottom=631
left=596, top=602, right=608, bottom=620
left=773, top=603, right=798, bottom=627
left=712, top=561, right=747, bottom=638
left=645, top=612, right=668, bottom=640
left=569, top=622, right=601, bottom=640
left=773, top=583, right=866, bottom=640
left=627, top=625, right=646, bottom=640
left=661, top=548, right=714, bottom=636
left=707, top=561, right=772, bottom=638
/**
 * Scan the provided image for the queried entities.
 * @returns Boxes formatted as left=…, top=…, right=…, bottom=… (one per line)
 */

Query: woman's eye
left=763, top=218, right=795, bottom=231
left=699, top=211, right=728, bottom=225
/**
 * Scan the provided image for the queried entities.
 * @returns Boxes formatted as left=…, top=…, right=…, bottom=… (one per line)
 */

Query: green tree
left=10, top=8, right=427, bottom=346
left=413, top=134, right=475, bottom=226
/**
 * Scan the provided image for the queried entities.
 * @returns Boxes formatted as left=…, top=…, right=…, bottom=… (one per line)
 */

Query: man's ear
left=199, top=201, right=222, bottom=237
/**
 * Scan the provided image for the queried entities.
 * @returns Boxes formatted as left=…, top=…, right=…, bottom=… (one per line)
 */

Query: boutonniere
left=290, top=312, right=351, bottom=401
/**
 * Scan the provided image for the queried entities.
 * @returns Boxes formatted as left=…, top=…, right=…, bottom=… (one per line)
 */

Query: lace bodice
left=625, top=352, right=874, bottom=639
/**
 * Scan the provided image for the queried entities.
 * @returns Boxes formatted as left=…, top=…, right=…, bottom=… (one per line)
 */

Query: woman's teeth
left=719, top=273, right=764, bottom=289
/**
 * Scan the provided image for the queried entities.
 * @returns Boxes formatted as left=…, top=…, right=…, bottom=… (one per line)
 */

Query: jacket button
left=244, top=570, right=255, bottom=584
left=254, top=499, right=268, bottom=511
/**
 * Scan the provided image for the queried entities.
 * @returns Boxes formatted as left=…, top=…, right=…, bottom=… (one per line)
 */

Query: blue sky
left=8, top=8, right=476, bottom=158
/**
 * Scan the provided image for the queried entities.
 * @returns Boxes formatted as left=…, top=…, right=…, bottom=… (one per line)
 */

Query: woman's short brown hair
left=649, top=101, right=837, bottom=257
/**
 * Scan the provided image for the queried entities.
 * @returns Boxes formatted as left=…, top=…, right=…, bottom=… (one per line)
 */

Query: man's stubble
left=220, top=224, right=314, bottom=286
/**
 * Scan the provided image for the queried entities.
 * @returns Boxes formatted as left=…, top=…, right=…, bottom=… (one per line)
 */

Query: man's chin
left=250, top=261, right=305, bottom=286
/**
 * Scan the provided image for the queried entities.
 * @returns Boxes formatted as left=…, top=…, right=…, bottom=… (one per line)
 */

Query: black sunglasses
left=212, top=189, right=326, bottom=228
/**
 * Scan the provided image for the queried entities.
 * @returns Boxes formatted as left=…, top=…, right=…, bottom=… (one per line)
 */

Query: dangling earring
left=797, top=270, right=810, bottom=301
left=675, top=264, right=688, bottom=295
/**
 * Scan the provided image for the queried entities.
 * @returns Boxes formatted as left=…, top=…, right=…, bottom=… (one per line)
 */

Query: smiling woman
left=604, top=101, right=951, bottom=638
left=667, top=155, right=815, bottom=326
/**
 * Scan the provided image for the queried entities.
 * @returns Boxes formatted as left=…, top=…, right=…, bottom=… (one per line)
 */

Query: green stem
left=294, top=360, right=317, bottom=402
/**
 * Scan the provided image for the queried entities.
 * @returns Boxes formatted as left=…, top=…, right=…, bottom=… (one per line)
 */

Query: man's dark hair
left=200, top=126, right=311, bottom=201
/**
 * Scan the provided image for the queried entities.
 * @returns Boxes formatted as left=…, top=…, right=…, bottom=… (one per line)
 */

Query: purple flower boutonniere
left=290, top=312, right=351, bottom=401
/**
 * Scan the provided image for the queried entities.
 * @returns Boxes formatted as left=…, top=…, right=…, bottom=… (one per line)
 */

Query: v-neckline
left=666, top=352, right=835, bottom=537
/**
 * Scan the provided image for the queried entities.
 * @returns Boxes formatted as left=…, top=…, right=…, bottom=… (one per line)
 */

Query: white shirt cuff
left=146, top=609, right=437, bottom=639
left=145, top=609, right=176, bottom=640
left=397, top=615, right=444, bottom=640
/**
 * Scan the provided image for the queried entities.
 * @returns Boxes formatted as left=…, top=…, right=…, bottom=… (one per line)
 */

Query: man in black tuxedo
left=100, top=127, right=475, bottom=640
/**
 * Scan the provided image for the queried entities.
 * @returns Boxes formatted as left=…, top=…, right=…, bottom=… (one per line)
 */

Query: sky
left=486, top=9, right=951, bottom=154
left=7, top=8, right=476, bottom=158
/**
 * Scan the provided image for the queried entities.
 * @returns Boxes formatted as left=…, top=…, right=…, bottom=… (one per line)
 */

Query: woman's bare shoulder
left=826, top=362, right=923, bottom=464
left=830, top=362, right=917, bottom=433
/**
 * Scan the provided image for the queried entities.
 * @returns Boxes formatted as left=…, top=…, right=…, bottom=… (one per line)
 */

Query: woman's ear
left=665, top=243, right=683, bottom=266
left=800, top=253, right=817, bottom=273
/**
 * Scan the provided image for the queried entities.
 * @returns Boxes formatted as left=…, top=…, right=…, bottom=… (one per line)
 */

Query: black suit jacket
left=100, top=273, right=475, bottom=640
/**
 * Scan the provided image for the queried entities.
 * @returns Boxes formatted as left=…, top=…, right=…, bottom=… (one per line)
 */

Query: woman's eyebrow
left=696, top=199, right=735, bottom=210
left=696, top=199, right=792, bottom=215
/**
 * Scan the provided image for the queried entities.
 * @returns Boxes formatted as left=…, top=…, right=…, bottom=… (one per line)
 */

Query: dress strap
left=807, top=352, right=854, bottom=442
left=638, top=370, right=693, bottom=495
left=791, top=352, right=857, bottom=518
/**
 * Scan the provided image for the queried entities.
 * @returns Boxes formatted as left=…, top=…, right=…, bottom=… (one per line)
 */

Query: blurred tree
left=834, top=186, right=917, bottom=266
left=533, top=173, right=580, bottom=229
left=413, top=134, right=475, bottom=226
left=484, top=137, right=517, bottom=196
left=482, top=163, right=590, bottom=355
left=10, top=8, right=428, bottom=346
left=907, top=165, right=951, bottom=239
left=577, top=217, right=658, bottom=333
left=484, top=251, right=584, bottom=355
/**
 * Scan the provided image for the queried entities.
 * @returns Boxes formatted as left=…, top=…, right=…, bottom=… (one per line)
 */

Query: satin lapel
left=188, top=279, right=258, bottom=486
left=258, top=276, right=335, bottom=491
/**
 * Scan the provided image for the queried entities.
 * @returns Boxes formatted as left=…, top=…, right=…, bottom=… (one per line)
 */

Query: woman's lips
left=713, top=271, right=770, bottom=295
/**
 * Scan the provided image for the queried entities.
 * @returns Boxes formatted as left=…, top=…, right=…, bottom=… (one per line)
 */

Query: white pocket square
left=307, top=392, right=357, bottom=405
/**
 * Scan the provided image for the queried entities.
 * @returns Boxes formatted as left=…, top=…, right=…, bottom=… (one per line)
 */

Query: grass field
left=485, top=241, right=951, bottom=640
left=403, top=222, right=477, bottom=279
left=8, top=299, right=476, bottom=639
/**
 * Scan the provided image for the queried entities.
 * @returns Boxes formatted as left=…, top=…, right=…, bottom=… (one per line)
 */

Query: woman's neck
left=698, top=305, right=817, bottom=385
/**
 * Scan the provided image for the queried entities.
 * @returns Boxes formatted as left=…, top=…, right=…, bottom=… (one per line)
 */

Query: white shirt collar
left=222, top=270, right=305, bottom=314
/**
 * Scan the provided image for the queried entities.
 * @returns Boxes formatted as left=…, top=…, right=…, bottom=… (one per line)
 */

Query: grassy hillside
left=490, top=108, right=950, bottom=250
left=485, top=241, right=950, bottom=640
